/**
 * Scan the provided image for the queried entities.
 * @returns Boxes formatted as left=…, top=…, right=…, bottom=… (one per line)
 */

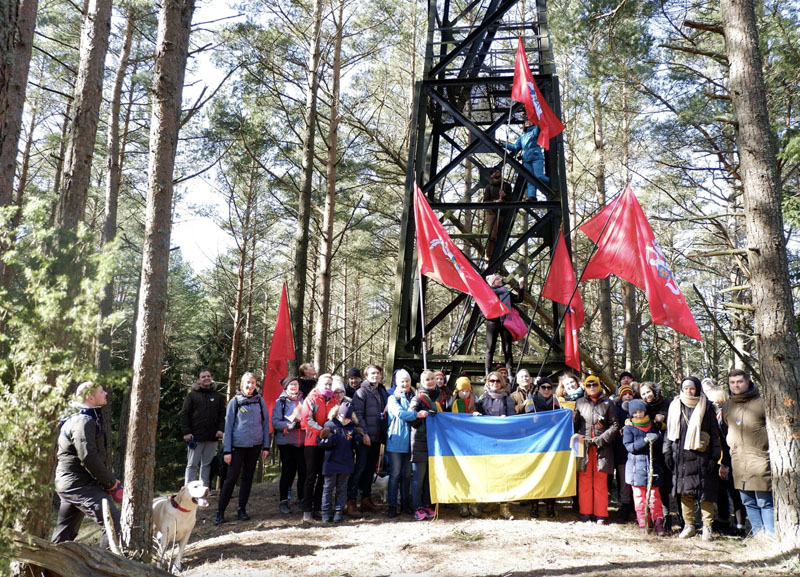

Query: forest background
left=1, top=0, right=799, bottom=569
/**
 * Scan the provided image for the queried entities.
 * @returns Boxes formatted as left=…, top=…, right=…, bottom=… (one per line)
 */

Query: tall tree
left=720, top=0, right=800, bottom=548
left=54, top=0, right=113, bottom=231
left=121, top=0, right=195, bottom=556
left=291, top=0, right=324, bottom=367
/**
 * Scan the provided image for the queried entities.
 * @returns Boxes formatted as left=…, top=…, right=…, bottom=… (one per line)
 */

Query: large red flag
left=263, top=283, right=296, bottom=432
left=511, top=37, right=565, bottom=150
left=541, top=233, right=584, bottom=370
left=580, top=187, right=702, bottom=341
left=414, top=184, right=508, bottom=319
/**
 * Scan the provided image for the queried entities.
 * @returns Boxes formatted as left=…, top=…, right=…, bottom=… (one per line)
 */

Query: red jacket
left=301, top=390, right=338, bottom=444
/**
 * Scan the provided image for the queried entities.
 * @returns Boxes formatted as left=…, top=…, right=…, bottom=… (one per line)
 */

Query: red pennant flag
left=511, top=37, right=565, bottom=150
left=263, top=283, right=296, bottom=432
left=580, top=187, right=701, bottom=341
left=414, top=184, right=508, bottom=319
left=541, top=233, right=584, bottom=370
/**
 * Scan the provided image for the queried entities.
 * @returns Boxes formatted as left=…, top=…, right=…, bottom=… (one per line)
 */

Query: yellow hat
left=584, top=375, right=601, bottom=388
left=455, top=377, right=472, bottom=392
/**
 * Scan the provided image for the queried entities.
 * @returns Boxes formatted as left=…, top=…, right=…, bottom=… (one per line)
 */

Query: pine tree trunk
left=54, top=0, right=113, bottom=231
left=0, top=0, right=38, bottom=287
left=312, top=0, right=344, bottom=372
left=720, top=0, right=800, bottom=549
left=121, top=0, right=195, bottom=556
left=592, top=87, right=614, bottom=377
left=622, top=282, right=639, bottom=370
left=97, top=6, right=136, bottom=373
left=290, top=0, right=324, bottom=367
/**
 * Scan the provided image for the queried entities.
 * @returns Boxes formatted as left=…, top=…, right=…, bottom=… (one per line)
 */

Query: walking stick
left=645, top=439, right=654, bottom=534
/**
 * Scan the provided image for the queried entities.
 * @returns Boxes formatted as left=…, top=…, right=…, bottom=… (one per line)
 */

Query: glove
left=584, top=437, right=597, bottom=448
left=106, top=483, right=123, bottom=504
left=645, top=433, right=659, bottom=445
left=319, top=427, right=332, bottom=439
left=354, top=427, right=365, bottom=436
left=593, top=436, right=606, bottom=448
left=286, top=421, right=295, bottom=430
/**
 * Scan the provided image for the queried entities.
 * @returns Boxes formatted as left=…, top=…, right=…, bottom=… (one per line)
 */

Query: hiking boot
left=546, top=502, right=556, bottom=518
left=386, top=506, right=398, bottom=519
left=237, top=508, right=250, bottom=521
left=702, top=525, right=713, bottom=541
left=655, top=517, right=666, bottom=536
left=679, top=525, right=696, bottom=539
left=312, top=510, right=322, bottom=521
left=360, top=496, right=379, bottom=512
left=279, top=500, right=291, bottom=515
left=213, top=511, right=225, bottom=526
left=499, top=503, right=514, bottom=520
left=579, top=514, right=592, bottom=522
left=459, top=504, right=469, bottom=518
left=530, top=502, right=540, bottom=518
left=345, top=499, right=359, bottom=517
left=333, top=510, right=344, bottom=523
left=322, top=509, right=333, bottom=523
left=414, top=507, right=428, bottom=521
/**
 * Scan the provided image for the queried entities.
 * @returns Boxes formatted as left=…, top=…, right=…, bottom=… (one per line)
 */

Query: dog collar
left=170, top=495, right=191, bottom=513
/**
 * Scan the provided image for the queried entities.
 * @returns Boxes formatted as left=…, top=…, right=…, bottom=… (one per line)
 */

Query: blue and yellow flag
left=427, top=409, right=577, bottom=503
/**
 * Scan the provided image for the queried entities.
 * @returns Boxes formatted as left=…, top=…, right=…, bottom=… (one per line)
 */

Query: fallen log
left=11, top=530, right=172, bottom=577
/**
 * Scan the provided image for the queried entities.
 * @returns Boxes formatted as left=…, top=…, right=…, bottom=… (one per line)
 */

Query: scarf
left=531, top=392, right=559, bottom=413
left=419, top=391, right=443, bottom=413
left=565, top=388, right=585, bottom=402
left=632, top=414, right=651, bottom=431
left=451, top=397, right=472, bottom=413
left=486, top=390, right=507, bottom=400
left=666, top=392, right=707, bottom=451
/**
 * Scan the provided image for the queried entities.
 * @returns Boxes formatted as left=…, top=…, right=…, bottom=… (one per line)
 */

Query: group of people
left=50, top=362, right=774, bottom=552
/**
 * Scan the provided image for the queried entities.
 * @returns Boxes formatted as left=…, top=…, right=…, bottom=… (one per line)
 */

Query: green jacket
left=723, top=387, right=771, bottom=492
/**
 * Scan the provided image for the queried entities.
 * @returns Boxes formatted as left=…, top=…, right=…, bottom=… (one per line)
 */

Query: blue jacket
left=623, top=423, right=662, bottom=487
left=386, top=392, right=415, bottom=453
left=503, top=125, right=543, bottom=163
left=318, top=418, right=361, bottom=475
left=271, top=391, right=305, bottom=447
left=223, top=393, right=270, bottom=453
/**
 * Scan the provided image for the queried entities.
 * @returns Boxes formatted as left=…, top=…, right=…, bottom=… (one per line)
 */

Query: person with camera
left=181, top=368, right=225, bottom=489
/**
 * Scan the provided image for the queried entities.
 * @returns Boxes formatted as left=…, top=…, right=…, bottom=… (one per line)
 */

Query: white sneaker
left=702, top=526, right=713, bottom=541
left=302, top=511, right=313, bottom=522
left=679, top=525, right=696, bottom=539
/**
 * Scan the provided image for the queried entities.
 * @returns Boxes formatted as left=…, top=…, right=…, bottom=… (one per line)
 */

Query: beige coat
left=723, top=387, right=771, bottom=492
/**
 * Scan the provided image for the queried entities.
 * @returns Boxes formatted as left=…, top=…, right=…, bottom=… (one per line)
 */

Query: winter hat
left=485, top=273, right=502, bottom=285
left=618, top=371, right=634, bottom=382
left=281, top=376, right=299, bottom=389
left=534, top=376, right=553, bottom=387
left=584, top=375, right=602, bottom=388
left=433, top=370, right=445, bottom=379
left=347, top=367, right=362, bottom=379
left=627, top=399, right=647, bottom=417
left=338, top=402, right=355, bottom=420
left=395, top=369, right=412, bottom=383
left=331, top=380, right=346, bottom=393
left=455, top=377, right=472, bottom=392
left=617, top=383, right=635, bottom=399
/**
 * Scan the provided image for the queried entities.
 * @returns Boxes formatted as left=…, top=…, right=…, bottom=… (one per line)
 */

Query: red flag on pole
left=511, top=36, right=565, bottom=150
left=541, top=232, right=585, bottom=370
left=414, top=184, right=508, bottom=319
left=580, top=186, right=702, bottom=341
left=263, top=283, right=296, bottom=432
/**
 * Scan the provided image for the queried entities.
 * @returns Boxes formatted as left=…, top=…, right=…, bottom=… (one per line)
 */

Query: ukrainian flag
left=427, top=409, right=576, bottom=503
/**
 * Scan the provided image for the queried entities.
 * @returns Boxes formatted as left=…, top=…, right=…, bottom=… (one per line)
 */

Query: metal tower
left=387, top=0, right=575, bottom=382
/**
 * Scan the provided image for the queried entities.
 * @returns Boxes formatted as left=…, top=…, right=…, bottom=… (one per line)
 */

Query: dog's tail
left=102, top=497, right=122, bottom=555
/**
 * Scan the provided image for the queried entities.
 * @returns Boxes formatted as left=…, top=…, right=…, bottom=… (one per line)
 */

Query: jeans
left=523, top=159, right=549, bottom=200
left=185, top=440, right=217, bottom=487
left=740, top=490, right=775, bottom=535
left=322, top=473, right=350, bottom=512
left=348, top=441, right=381, bottom=500
left=387, top=451, right=412, bottom=507
left=411, top=460, right=430, bottom=509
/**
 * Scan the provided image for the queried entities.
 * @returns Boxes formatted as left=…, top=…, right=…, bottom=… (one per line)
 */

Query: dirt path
left=180, top=482, right=797, bottom=577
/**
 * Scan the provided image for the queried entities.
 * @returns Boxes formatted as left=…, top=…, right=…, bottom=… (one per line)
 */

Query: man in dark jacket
left=52, top=382, right=122, bottom=549
left=349, top=364, right=388, bottom=514
left=181, top=369, right=225, bottom=488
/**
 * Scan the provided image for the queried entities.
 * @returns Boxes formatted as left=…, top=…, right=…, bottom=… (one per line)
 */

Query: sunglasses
left=488, top=378, right=500, bottom=382
left=539, top=385, right=552, bottom=390
left=585, top=383, right=600, bottom=388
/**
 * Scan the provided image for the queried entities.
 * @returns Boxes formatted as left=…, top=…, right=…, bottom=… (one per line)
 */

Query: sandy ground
left=170, top=481, right=799, bottom=577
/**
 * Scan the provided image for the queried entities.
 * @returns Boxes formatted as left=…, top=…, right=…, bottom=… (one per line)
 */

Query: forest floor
left=155, top=481, right=800, bottom=577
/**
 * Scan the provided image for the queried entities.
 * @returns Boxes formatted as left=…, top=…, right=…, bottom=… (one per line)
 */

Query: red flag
left=263, top=283, right=296, bottom=432
left=541, top=233, right=584, bottom=370
left=511, top=37, right=565, bottom=150
left=580, top=186, right=702, bottom=341
left=414, top=184, right=508, bottom=319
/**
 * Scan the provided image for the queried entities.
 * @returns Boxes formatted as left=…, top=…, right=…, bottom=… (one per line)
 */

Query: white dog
left=152, top=480, right=209, bottom=571
left=372, top=473, right=389, bottom=504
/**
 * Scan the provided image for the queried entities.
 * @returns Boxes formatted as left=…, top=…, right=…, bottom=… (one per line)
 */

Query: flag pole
left=417, top=269, right=428, bottom=370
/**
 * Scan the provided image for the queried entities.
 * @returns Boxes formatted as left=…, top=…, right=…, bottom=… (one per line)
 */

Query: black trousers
left=218, top=444, right=262, bottom=513
left=52, top=485, right=121, bottom=549
left=278, top=444, right=306, bottom=502
left=486, top=318, right=513, bottom=375
left=303, top=445, right=325, bottom=512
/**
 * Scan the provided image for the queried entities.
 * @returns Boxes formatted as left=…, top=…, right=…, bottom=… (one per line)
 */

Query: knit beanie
left=455, top=377, right=472, bottom=392
left=617, top=384, right=634, bottom=399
